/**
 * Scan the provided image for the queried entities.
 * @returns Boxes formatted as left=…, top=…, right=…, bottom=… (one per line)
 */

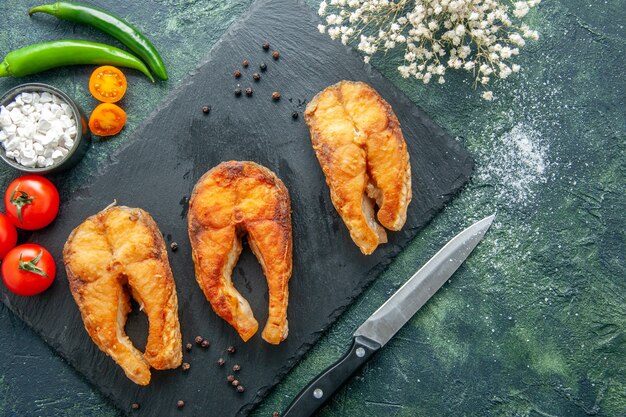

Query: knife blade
left=282, top=214, right=496, bottom=417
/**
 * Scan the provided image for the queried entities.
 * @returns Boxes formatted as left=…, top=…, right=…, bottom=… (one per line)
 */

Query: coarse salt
left=0, top=91, right=77, bottom=168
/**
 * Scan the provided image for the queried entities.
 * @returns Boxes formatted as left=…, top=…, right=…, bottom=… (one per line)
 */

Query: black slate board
left=0, top=0, right=472, bottom=415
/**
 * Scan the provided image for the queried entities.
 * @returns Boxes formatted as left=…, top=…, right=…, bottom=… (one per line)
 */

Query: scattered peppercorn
left=272, top=91, right=281, bottom=101
left=252, top=73, right=261, bottom=81
left=201, top=339, right=210, bottom=348
left=217, top=358, right=225, bottom=366
left=194, top=336, right=203, bottom=345
left=237, top=385, right=245, bottom=393
left=234, top=87, right=242, bottom=97
left=259, top=63, right=267, bottom=71
left=202, top=105, right=211, bottom=114
left=242, top=59, right=249, bottom=67
left=170, top=241, right=178, bottom=251
left=177, top=400, right=185, bottom=409
left=185, top=342, right=193, bottom=352
left=262, top=41, right=270, bottom=50
left=231, top=379, right=240, bottom=387
left=182, top=362, right=190, bottom=372
left=272, top=412, right=280, bottom=417
left=292, top=111, right=299, bottom=119
left=227, top=375, right=235, bottom=383
left=131, top=403, right=140, bottom=411
left=272, top=50, right=280, bottom=60
left=227, top=345, right=236, bottom=354
left=234, top=69, right=241, bottom=78
left=245, top=87, right=253, bottom=97
left=233, top=364, right=241, bottom=372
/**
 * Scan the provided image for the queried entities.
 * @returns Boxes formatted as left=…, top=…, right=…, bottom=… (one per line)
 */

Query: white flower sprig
left=317, top=0, right=541, bottom=100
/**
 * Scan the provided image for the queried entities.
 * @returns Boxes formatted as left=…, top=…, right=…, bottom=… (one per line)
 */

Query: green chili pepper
left=0, top=40, right=154, bottom=82
left=29, top=2, right=168, bottom=81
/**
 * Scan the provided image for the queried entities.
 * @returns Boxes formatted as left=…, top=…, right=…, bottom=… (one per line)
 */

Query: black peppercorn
left=131, top=403, right=140, bottom=411
left=182, top=362, right=190, bottom=372
left=259, top=63, right=267, bottom=71
left=252, top=73, right=261, bottom=81
left=201, top=339, right=210, bottom=348
left=227, top=374, right=235, bottom=383
left=272, top=91, right=281, bottom=101
left=194, top=336, right=203, bottom=345
left=177, top=400, right=185, bottom=409
left=185, top=342, right=192, bottom=352
left=227, top=345, right=236, bottom=354
left=234, top=69, right=241, bottom=78
left=262, top=41, right=270, bottom=50
left=217, top=358, right=225, bottom=366
left=170, top=241, right=178, bottom=251
left=234, top=87, right=242, bottom=97
left=292, top=111, right=299, bottom=119
left=237, top=385, right=245, bottom=393
left=245, top=87, right=253, bottom=97
left=231, top=379, right=240, bottom=387
left=233, top=364, right=241, bottom=372
left=272, top=50, right=280, bottom=60
left=201, top=106, right=210, bottom=114
left=242, top=59, right=249, bottom=67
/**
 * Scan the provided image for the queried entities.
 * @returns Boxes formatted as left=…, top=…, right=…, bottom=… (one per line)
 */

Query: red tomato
left=1, top=244, right=55, bottom=296
left=0, top=213, right=17, bottom=260
left=4, top=175, right=60, bottom=230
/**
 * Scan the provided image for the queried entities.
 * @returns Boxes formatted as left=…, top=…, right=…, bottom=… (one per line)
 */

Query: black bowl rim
left=0, top=82, right=87, bottom=173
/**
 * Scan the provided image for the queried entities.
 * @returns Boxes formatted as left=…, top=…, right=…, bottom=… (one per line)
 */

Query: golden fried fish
left=188, top=161, right=293, bottom=345
left=305, top=81, right=411, bottom=254
left=64, top=206, right=182, bottom=385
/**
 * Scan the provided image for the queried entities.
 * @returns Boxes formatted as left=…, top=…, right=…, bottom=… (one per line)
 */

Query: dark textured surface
left=1, top=0, right=625, bottom=416
left=0, top=0, right=472, bottom=416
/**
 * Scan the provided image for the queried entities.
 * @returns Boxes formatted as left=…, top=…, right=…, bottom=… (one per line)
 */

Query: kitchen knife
left=282, top=214, right=496, bottom=417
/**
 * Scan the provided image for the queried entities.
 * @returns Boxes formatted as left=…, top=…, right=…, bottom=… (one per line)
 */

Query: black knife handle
left=282, top=335, right=381, bottom=417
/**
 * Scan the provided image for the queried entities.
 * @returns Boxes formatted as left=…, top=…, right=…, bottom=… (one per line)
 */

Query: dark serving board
left=0, top=0, right=472, bottom=415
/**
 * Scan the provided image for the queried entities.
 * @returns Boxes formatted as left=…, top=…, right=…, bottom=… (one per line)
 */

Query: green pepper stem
left=0, top=61, right=9, bottom=77
left=28, top=4, right=58, bottom=16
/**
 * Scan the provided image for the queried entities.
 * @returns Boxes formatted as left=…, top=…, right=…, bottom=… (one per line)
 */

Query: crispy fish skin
left=305, top=81, right=411, bottom=255
left=63, top=206, right=182, bottom=385
left=188, top=161, right=292, bottom=345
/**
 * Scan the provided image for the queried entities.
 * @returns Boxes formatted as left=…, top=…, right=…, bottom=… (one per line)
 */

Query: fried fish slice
left=63, top=206, right=182, bottom=385
left=188, top=161, right=292, bottom=345
left=305, top=81, right=411, bottom=255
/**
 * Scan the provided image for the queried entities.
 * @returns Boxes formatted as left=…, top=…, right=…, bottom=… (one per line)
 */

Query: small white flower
left=398, top=65, right=411, bottom=78
left=318, top=24, right=326, bottom=34
left=512, top=64, right=521, bottom=72
left=318, top=0, right=328, bottom=16
left=482, top=91, right=494, bottom=100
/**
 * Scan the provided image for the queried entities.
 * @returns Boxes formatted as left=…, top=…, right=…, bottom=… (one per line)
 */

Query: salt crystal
left=51, top=149, right=64, bottom=160
left=36, top=155, right=46, bottom=167
left=20, top=93, right=33, bottom=104
left=9, top=108, right=24, bottom=123
left=40, top=92, right=53, bottom=103
left=0, top=108, right=11, bottom=126
left=4, top=124, right=16, bottom=135
left=37, top=119, right=52, bottom=133
left=33, top=142, right=44, bottom=155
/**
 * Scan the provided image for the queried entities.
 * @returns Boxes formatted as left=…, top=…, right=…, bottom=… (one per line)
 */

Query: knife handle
left=282, top=335, right=381, bottom=417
